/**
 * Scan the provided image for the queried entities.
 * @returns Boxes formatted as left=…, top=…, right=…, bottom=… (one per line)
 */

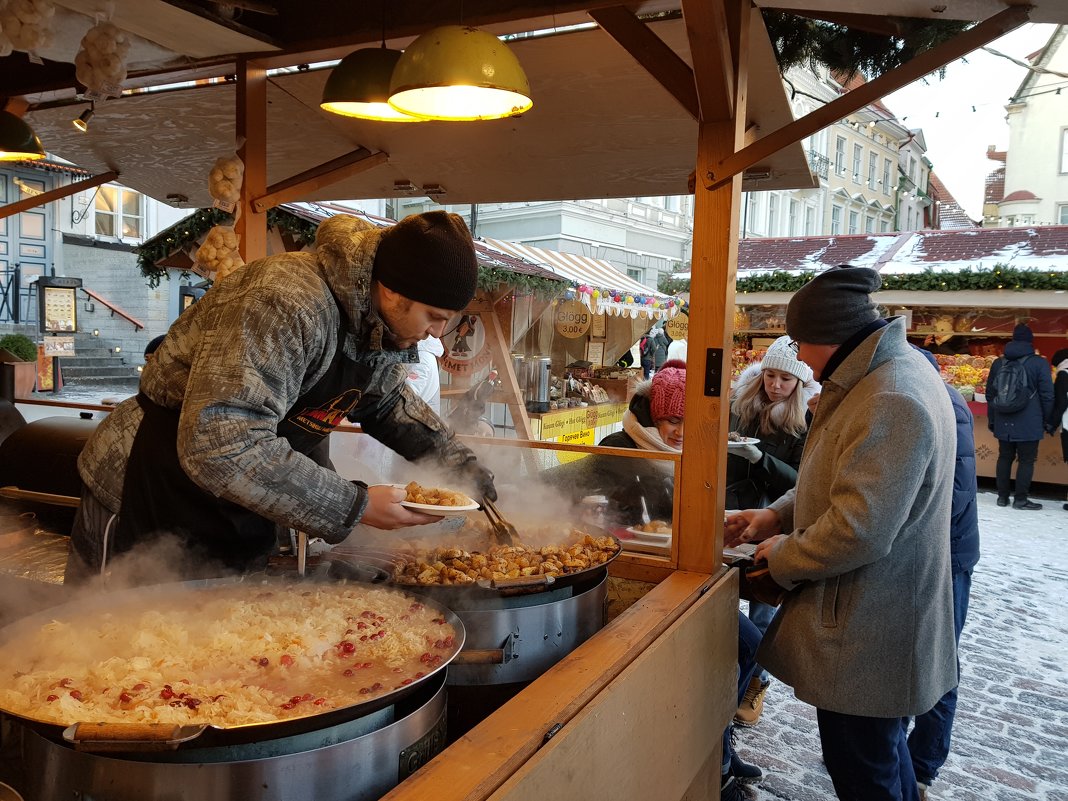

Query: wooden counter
left=382, top=568, right=738, bottom=801
left=969, top=402, right=1067, bottom=485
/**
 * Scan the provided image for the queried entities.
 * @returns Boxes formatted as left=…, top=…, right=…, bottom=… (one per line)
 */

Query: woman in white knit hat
left=728, top=335, right=819, bottom=728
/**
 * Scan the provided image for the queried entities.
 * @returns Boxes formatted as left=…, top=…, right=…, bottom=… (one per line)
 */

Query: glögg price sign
left=554, top=300, right=592, bottom=339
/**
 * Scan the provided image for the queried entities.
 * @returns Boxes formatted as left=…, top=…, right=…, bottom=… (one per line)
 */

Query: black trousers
left=995, top=439, right=1040, bottom=502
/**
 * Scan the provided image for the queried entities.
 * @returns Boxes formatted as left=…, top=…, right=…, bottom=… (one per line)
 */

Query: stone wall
left=58, top=236, right=181, bottom=364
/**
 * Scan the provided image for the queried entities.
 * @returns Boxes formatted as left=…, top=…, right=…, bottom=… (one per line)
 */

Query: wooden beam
left=251, top=149, right=388, bottom=213
left=707, top=4, right=1031, bottom=188
left=766, top=7, right=907, bottom=37
left=589, top=6, right=699, bottom=120
left=0, top=171, right=117, bottom=221
left=677, top=0, right=749, bottom=576
left=236, top=56, right=268, bottom=263
left=682, top=0, right=735, bottom=121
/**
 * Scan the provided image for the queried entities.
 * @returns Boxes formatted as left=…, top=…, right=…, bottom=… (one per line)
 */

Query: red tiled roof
left=926, top=173, right=978, bottom=230
left=736, top=226, right=1068, bottom=274
left=1001, top=190, right=1039, bottom=202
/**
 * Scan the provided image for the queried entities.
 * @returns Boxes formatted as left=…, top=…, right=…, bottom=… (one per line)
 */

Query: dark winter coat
left=544, top=385, right=673, bottom=527
left=1052, top=362, right=1068, bottom=462
left=724, top=364, right=811, bottom=511
left=917, top=348, right=980, bottom=574
left=987, top=341, right=1054, bottom=442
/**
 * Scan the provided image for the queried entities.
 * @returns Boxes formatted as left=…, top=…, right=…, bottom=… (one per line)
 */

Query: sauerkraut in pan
left=0, top=584, right=458, bottom=727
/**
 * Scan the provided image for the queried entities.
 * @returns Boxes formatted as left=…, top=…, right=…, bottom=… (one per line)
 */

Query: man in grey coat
left=726, top=265, right=957, bottom=801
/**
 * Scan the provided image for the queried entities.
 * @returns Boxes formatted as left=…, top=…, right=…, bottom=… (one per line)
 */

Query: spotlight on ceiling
left=72, top=107, right=95, bottom=133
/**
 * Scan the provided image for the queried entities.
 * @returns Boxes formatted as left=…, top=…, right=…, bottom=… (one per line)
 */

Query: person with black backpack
left=986, top=324, right=1054, bottom=510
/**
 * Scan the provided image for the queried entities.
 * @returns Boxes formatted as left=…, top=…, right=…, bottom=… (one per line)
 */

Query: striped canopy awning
left=482, top=238, right=679, bottom=320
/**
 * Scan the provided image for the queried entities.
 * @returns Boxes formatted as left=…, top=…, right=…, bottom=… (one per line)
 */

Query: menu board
left=43, top=286, right=78, bottom=333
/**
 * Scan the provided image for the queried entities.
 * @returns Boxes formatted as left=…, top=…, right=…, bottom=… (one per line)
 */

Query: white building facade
left=996, top=25, right=1068, bottom=227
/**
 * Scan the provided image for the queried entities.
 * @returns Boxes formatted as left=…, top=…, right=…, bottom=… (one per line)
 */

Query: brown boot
left=734, top=676, right=769, bottom=727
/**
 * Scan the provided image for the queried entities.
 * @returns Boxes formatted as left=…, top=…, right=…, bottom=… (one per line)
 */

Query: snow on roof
left=672, top=226, right=1068, bottom=279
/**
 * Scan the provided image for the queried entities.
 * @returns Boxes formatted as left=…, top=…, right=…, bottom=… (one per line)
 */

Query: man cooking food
left=67, top=211, right=496, bottom=581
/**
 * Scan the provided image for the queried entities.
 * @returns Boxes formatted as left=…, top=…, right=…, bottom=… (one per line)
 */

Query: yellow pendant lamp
left=321, top=47, right=423, bottom=122
left=388, top=26, right=533, bottom=121
left=0, top=110, right=46, bottom=161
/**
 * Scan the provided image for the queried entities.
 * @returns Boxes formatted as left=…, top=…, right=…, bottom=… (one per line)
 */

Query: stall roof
left=670, top=226, right=1068, bottom=279
left=482, top=237, right=679, bottom=320
left=142, top=202, right=565, bottom=284
left=23, top=14, right=813, bottom=207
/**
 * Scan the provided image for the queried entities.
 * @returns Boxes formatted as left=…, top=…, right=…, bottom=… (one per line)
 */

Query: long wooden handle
left=453, top=648, right=506, bottom=665
left=64, top=722, right=207, bottom=752
left=0, top=486, right=81, bottom=508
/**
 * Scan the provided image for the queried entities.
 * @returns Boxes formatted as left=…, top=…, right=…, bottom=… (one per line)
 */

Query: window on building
left=627, top=268, right=643, bottom=283
left=1062, top=129, right=1068, bottom=173
left=1059, top=204, right=1068, bottom=225
left=883, top=159, right=892, bottom=194
left=831, top=204, right=843, bottom=235
left=788, top=199, right=799, bottom=235
left=852, top=144, right=863, bottom=182
left=864, top=215, right=874, bottom=233
left=835, top=136, right=846, bottom=175
left=95, top=186, right=143, bottom=239
left=804, top=205, right=815, bottom=235
left=868, top=152, right=878, bottom=190
left=768, top=195, right=779, bottom=235
left=848, top=210, right=859, bottom=234
left=908, top=156, right=917, bottom=183
left=880, top=219, right=889, bottom=233
left=906, top=209, right=914, bottom=230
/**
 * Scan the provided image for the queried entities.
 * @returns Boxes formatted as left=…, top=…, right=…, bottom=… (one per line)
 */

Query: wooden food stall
left=4, top=1, right=1062, bottom=800
left=723, top=227, right=1068, bottom=486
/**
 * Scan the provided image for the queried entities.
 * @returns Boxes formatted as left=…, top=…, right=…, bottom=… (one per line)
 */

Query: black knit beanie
left=786, top=265, right=882, bottom=345
left=1012, top=323, right=1034, bottom=342
left=373, top=211, right=478, bottom=311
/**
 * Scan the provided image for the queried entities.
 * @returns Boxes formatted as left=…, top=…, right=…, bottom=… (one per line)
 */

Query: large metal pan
left=0, top=575, right=464, bottom=752
left=328, top=533, right=623, bottom=602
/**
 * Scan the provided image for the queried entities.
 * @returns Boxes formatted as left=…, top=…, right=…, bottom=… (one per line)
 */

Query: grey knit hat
left=761, top=336, right=813, bottom=383
left=373, top=211, right=478, bottom=311
left=786, top=265, right=882, bottom=345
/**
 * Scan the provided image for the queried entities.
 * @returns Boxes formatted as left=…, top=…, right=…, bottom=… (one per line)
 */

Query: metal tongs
left=481, top=497, right=518, bottom=545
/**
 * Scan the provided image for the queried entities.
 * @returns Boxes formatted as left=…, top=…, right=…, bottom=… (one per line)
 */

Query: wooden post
left=676, top=0, right=749, bottom=575
left=236, top=57, right=268, bottom=263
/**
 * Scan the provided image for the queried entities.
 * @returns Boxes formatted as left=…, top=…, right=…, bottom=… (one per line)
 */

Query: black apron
left=114, top=323, right=367, bottom=575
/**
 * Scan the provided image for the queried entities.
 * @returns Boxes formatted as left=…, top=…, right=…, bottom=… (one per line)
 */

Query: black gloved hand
left=457, top=460, right=497, bottom=502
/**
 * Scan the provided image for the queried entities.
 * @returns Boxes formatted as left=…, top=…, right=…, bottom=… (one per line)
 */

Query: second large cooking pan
left=327, top=532, right=623, bottom=602
left=0, top=575, right=464, bottom=752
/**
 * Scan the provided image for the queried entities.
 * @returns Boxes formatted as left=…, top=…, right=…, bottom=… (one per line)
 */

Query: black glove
left=455, top=460, right=497, bottom=502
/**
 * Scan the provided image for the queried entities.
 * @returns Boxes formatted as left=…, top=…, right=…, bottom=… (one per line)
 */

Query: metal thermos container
left=523, top=356, right=539, bottom=405
left=533, top=357, right=552, bottom=413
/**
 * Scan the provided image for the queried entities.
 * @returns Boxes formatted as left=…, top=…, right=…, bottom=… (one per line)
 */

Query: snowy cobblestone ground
left=737, top=489, right=1068, bottom=801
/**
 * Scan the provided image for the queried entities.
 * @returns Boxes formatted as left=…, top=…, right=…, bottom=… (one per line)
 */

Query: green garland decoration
left=664, top=266, right=1068, bottom=296
left=763, top=10, right=972, bottom=80
left=476, top=266, right=567, bottom=300
left=138, top=208, right=567, bottom=299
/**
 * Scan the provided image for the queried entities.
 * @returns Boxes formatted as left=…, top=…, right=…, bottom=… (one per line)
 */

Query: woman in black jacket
left=1049, top=348, right=1068, bottom=509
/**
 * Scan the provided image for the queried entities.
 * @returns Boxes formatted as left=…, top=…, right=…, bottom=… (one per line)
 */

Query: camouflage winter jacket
left=77, top=214, right=472, bottom=542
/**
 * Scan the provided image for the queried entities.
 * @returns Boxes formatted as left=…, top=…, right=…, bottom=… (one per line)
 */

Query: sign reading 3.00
left=554, top=300, right=592, bottom=338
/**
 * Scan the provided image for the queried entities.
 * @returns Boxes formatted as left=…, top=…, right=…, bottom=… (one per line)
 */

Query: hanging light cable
left=0, top=109, right=46, bottom=161
left=388, top=25, right=533, bottom=121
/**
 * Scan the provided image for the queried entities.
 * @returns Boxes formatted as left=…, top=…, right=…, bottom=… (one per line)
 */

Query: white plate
left=384, top=484, right=481, bottom=517
left=727, top=437, right=760, bottom=448
left=626, top=526, right=672, bottom=543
